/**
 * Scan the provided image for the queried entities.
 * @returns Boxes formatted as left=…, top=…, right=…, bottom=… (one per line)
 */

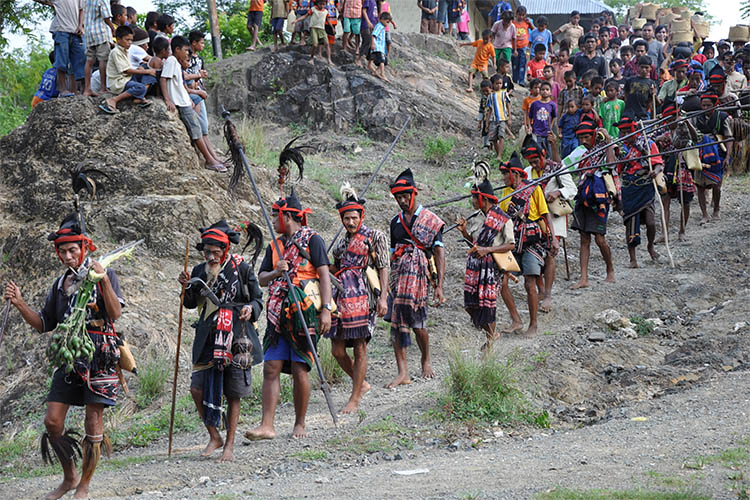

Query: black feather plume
left=41, top=429, right=82, bottom=465
left=279, top=137, right=312, bottom=182
left=224, top=119, right=245, bottom=197
left=70, top=164, right=108, bottom=198
left=239, top=221, right=264, bottom=267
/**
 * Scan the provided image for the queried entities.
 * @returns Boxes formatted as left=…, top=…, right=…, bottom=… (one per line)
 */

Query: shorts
left=190, top=94, right=209, bottom=135
left=85, top=41, right=110, bottom=61
left=47, top=368, right=116, bottom=407
left=247, top=10, right=263, bottom=27
left=487, top=121, right=506, bottom=142
left=311, top=27, right=327, bottom=45
left=692, top=170, right=719, bottom=187
left=470, top=65, right=489, bottom=78
left=271, top=17, right=285, bottom=32
left=264, top=335, right=307, bottom=365
left=448, top=13, right=460, bottom=24
left=294, top=14, right=310, bottom=32
left=495, top=47, right=512, bottom=64
left=517, top=250, right=543, bottom=276
left=123, top=80, right=147, bottom=99
left=343, top=17, right=361, bottom=35
left=571, top=201, right=608, bottom=235
left=177, top=105, right=202, bottom=140
left=371, top=51, right=387, bottom=67
left=190, top=365, right=253, bottom=399
left=420, top=18, right=440, bottom=34
left=53, top=31, right=85, bottom=79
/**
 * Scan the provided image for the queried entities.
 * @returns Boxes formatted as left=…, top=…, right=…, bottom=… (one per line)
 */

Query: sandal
left=98, top=102, right=118, bottom=114
left=205, top=163, right=228, bottom=173
left=138, top=100, right=153, bottom=108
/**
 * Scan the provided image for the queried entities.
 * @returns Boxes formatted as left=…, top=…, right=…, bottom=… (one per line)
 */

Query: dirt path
left=3, top=173, right=749, bottom=499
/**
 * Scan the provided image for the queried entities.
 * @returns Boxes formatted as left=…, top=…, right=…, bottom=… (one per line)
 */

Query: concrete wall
left=388, top=0, right=422, bottom=33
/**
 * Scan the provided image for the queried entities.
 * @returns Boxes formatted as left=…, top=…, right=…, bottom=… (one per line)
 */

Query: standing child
left=379, top=0, right=396, bottom=54
left=599, top=80, right=624, bottom=137
left=293, top=0, right=332, bottom=64
left=552, top=47, right=572, bottom=87
left=369, top=12, right=391, bottom=81
left=543, top=64, right=560, bottom=102
left=160, top=36, right=226, bottom=172
left=512, top=6, right=532, bottom=85
left=558, top=99, right=580, bottom=158
left=487, top=74, right=511, bottom=158
left=460, top=29, right=494, bottom=93
left=579, top=95, right=601, bottom=127
left=32, top=51, right=59, bottom=108
left=291, top=0, right=312, bottom=46
left=526, top=43, right=546, bottom=81
left=99, top=25, right=156, bottom=113
left=325, top=0, right=339, bottom=46
left=495, top=58, right=515, bottom=94
left=606, top=58, right=625, bottom=97
left=246, top=0, right=266, bottom=51
left=527, top=80, right=557, bottom=155
left=269, top=0, right=289, bottom=51
left=491, top=10, right=515, bottom=68
left=558, top=69, right=582, bottom=110
left=83, top=0, right=116, bottom=96
left=589, top=75, right=604, bottom=111
left=417, top=0, right=439, bottom=34
left=522, top=78, right=541, bottom=130
left=478, top=79, right=492, bottom=148
left=457, top=8, right=470, bottom=41
left=529, top=16, right=553, bottom=60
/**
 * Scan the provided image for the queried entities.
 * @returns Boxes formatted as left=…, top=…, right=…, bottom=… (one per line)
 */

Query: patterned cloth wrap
left=698, top=135, right=723, bottom=184
left=390, top=209, right=444, bottom=346
left=79, top=280, right=121, bottom=402
left=328, top=225, right=374, bottom=341
left=265, top=226, right=318, bottom=371
left=506, top=180, right=547, bottom=263
left=576, top=148, right=611, bottom=226
left=654, top=125, right=696, bottom=199
left=619, top=134, right=656, bottom=248
left=464, top=205, right=510, bottom=328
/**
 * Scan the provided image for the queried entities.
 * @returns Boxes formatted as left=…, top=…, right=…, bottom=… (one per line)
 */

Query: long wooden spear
left=168, top=238, right=190, bottom=457
left=640, top=119, right=674, bottom=268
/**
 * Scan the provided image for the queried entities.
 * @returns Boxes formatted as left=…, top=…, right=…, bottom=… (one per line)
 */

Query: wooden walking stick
left=168, top=238, right=190, bottom=457
left=562, top=237, right=571, bottom=280
left=640, top=120, right=675, bottom=268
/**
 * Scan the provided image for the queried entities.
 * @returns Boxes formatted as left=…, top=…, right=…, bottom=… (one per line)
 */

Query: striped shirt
left=372, top=22, right=387, bottom=54
left=487, top=90, right=510, bottom=122
left=84, top=0, right=111, bottom=47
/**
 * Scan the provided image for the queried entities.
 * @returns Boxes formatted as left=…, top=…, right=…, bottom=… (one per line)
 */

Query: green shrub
left=0, top=43, right=52, bottom=136
left=135, top=355, right=170, bottom=409
left=630, top=315, right=654, bottom=337
left=213, top=3, right=273, bottom=58
left=436, top=349, right=549, bottom=426
left=423, top=136, right=456, bottom=164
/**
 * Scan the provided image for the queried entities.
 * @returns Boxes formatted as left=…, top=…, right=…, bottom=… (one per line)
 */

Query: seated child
left=99, top=25, right=157, bottom=113
left=32, top=51, right=59, bottom=108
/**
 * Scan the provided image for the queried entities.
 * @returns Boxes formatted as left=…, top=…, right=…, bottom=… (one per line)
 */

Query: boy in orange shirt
left=461, top=29, right=495, bottom=93
left=512, top=5, right=532, bottom=86
left=522, top=78, right=541, bottom=129
left=526, top=43, right=546, bottom=81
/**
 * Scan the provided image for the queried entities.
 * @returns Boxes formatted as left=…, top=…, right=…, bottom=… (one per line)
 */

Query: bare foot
left=216, top=447, right=234, bottom=463
left=244, top=425, right=276, bottom=441
left=421, top=362, right=435, bottom=379
left=292, top=423, right=307, bottom=439
left=711, top=211, right=720, bottom=220
left=501, top=321, right=523, bottom=334
left=678, top=231, right=685, bottom=242
left=540, top=297, right=552, bottom=313
left=628, top=260, right=639, bottom=269
left=604, top=273, right=616, bottom=283
left=700, top=216, right=710, bottom=225
left=654, top=235, right=665, bottom=244
left=648, top=246, right=660, bottom=262
left=45, top=477, right=80, bottom=500
left=466, top=88, right=474, bottom=93
left=385, top=372, right=411, bottom=389
left=341, top=399, right=361, bottom=414
left=72, top=485, right=89, bottom=499
left=571, top=279, right=589, bottom=289
left=200, top=435, right=224, bottom=456
left=83, top=90, right=101, bottom=97
left=382, top=76, right=390, bottom=82
left=362, top=380, right=372, bottom=395
left=521, top=325, right=537, bottom=338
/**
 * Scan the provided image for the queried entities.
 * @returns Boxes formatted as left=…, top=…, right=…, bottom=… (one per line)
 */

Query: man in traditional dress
left=570, top=120, right=617, bottom=288
left=694, top=90, right=733, bottom=222
left=456, top=177, right=514, bottom=352
left=387, top=168, right=445, bottom=388
left=522, top=133, right=576, bottom=312
left=178, top=220, right=264, bottom=461
left=614, top=115, right=664, bottom=268
left=654, top=101, right=699, bottom=241
left=4, top=215, right=123, bottom=500
left=327, top=183, right=389, bottom=413
left=245, top=189, right=332, bottom=439
left=498, top=152, right=558, bottom=338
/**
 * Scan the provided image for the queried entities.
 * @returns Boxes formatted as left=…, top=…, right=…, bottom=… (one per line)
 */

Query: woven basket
left=658, top=13, right=677, bottom=27
left=632, top=18, right=647, bottom=30
left=628, top=5, right=642, bottom=21
left=693, top=21, right=709, bottom=39
left=729, top=25, right=750, bottom=42
left=641, top=3, right=658, bottom=20
left=670, top=19, right=690, bottom=32
left=672, top=31, right=693, bottom=44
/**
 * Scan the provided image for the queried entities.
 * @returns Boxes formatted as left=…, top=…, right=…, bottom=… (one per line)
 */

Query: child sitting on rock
left=160, top=35, right=227, bottom=173
left=32, top=51, right=59, bottom=108
left=99, top=25, right=156, bottom=114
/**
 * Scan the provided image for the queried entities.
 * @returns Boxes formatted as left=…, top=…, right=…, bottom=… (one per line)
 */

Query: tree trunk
left=207, top=0, right=222, bottom=59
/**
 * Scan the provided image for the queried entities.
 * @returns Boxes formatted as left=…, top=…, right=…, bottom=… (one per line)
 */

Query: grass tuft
left=434, top=348, right=549, bottom=427
left=313, top=339, right=345, bottom=386
left=630, top=315, right=654, bottom=337
left=536, top=488, right=710, bottom=500
left=423, top=136, right=456, bottom=164
left=135, top=354, right=170, bottom=409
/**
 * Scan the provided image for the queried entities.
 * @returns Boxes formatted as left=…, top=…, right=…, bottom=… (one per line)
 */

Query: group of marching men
left=1, top=86, right=735, bottom=497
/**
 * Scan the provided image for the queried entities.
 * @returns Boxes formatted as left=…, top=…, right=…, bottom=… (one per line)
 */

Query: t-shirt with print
left=513, top=19, right=532, bottom=49
left=529, top=28, right=552, bottom=56
left=161, top=55, right=192, bottom=107
left=526, top=57, right=545, bottom=79
left=529, top=99, right=556, bottom=137
left=35, top=68, right=59, bottom=100
left=491, top=21, right=515, bottom=49
left=623, top=76, right=655, bottom=119
left=599, top=98, right=624, bottom=137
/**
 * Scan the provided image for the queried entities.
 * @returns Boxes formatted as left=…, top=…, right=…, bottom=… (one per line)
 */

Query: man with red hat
left=694, top=90, right=733, bottom=222
left=387, top=168, right=445, bottom=388
left=653, top=100, right=698, bottom=240
left=4, top=214, right=124, bottom=500
left=499, top=151, right=558, bottom=337
left=614, top=115, right=664, bottom=268
left=178, top=220, right=264, bottom=461
left=707, top=65, right=738, bottom=110
left=522, top=133, right=575, bottom=313
left=570, top=120, right=617, bottom=288
left=326, top=183, right=389, bottom=413
left=658, top=59, right=689, bottom=106
left=457, top=175, right=514, bottom=351
left=246, top=188, right=332, bottom=439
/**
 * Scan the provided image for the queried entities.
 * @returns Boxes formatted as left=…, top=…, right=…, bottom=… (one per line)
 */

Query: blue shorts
left=52, top=31, right=85, bottom=80
left=264, top=335, right=307, bottom=365
left=247, top=10, right=263, bottom=26
left=271, top=17, right=285, bottom=32
left=123, top=80, right=147, bottom=99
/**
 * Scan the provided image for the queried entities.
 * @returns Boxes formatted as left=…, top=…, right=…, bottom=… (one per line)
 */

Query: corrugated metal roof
left=518, top=0, right=613, bottom=15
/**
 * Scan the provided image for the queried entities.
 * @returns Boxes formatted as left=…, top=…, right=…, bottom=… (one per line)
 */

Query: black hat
left=615, top=114, right=638, bottom=131
left=575, top=120, right=597, bottom=136
left=390, top=168, right=416, bottom=192
left=272, top=187, right=312, bottom=225
left=521, top=135, right=544, bottom=159
left=48, top=213, right=83, bottom=242
left=471, top=178, right=497, bottom=203
left=196, top=219, right=240, bottom=252
left=708, top=64, right=726, bottom=85
left=499, top=151, right=527, bottom=178
left=701, top=41, right=714, bottom=50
